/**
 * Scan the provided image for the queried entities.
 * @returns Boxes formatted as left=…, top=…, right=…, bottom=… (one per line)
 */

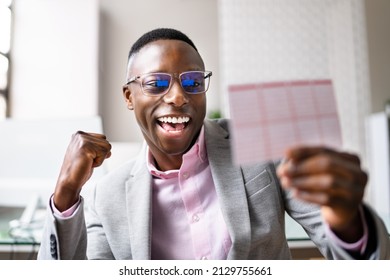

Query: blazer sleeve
left=37, top=197, right=88, bottom=260
left=327, top=205, right=390, bottom=259
left=84, top=185, right=116, bottom=260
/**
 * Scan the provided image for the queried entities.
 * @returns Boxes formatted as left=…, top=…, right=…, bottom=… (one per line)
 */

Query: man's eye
left=144, top=80, right=169, bottom=88
left=182, top=79, right=201, bottom=87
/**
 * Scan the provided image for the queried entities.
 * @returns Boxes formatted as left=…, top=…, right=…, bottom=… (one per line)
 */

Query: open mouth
left=157, top=116, right=190, bottom=132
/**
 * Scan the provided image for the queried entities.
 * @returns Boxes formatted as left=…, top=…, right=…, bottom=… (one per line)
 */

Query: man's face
left=123, top=40, right=207, bottom=163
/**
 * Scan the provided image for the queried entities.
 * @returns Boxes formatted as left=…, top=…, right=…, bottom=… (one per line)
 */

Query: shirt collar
left=146, top=125, right=207, bottom=178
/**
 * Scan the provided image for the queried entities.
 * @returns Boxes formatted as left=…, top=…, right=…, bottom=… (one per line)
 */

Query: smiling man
left=123, top=37, right=208, bottom=171
left=38, top=28, right=390, bottom=260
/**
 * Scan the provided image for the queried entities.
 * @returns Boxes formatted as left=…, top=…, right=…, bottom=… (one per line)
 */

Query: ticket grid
left=228, top=79, right=342, bottom=165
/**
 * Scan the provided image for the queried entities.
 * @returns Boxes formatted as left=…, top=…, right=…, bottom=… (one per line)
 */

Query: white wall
left=366, top=113, right=390, bottom=216
left=98, top=0, right=220, bottom=142
left=10, top=0, right=99, bottom=119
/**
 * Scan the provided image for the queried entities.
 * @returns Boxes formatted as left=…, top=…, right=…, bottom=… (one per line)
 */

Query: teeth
left=158, top=116, right=190, bottom=124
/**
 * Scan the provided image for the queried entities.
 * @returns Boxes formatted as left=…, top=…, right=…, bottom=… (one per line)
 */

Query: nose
left=163, top=78, right=189, bottom=107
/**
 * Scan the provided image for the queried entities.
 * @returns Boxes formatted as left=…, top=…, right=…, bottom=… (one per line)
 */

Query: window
left=0, top=0, right=12, bottom=120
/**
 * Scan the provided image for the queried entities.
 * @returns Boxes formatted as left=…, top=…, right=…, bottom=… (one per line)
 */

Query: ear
left=122, top=85, right=134, bottom=110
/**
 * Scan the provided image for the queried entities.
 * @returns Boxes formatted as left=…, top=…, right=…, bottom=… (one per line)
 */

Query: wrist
left=328, top=208, right=364, bottom=243
left=53, top=185, right=81, bottom=212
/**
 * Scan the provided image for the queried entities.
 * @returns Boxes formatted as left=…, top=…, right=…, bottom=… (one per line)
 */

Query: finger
left=292, top=189, right=363, bottom=209
left=290, top=185, right=353, bottom=206
left=74, top=131, right=112, bottom=151
left=292, top=189, right=330, bottom=205
left=292, top=190, right=350, bottom=208
left=75, top=131, right=109, bottom=145
left=89, top=142, right=112, bottom=167
left=92, top=149, right=112, bottom=167
left=281, top=173, right=359, bottom=195
left=284, top=146, right=361, bottom=166
left=278, top=153, right=366, bottom=185
left=284, top=146, right=331, bottom=162
left=283, top=174, right=364, bottom=206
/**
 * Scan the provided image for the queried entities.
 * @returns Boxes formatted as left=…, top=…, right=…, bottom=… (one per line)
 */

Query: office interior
left=0, top=0, right=389, bottom=260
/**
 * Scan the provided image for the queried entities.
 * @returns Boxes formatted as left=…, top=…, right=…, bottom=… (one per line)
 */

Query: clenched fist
left=53, top=131, right=112, bottom=211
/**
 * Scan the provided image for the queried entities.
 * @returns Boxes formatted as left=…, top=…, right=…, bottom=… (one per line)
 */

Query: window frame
left=0, top=1, right=13, bottom=118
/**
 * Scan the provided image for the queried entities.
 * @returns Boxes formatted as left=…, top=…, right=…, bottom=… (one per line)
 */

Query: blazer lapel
left=204, top=120, right=251, bottom=259
left=125, top=144, right=152, bottom=260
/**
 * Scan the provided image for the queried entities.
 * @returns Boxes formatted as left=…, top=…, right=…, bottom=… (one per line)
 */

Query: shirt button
left=182, top=172, right=189, bottom=179
left=192, top=214, right=200, bottom=223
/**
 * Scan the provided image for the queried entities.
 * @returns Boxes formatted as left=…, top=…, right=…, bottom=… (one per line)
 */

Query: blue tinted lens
left=156, top=80, right=169, bottom=87
left=182, top=79, right=195, bottom=87
left=181, top=72, right=205, bottom=93
left=142, top=74, right=171, bottom=94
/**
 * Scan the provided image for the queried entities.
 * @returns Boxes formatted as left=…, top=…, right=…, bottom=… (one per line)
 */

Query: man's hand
left=53, top=131, right=112, bottom=212
left=277, top=146, right=368, bottom=243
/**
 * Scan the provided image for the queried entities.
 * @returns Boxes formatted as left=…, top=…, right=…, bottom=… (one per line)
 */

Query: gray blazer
left=38, top=119, right=390, bottom=260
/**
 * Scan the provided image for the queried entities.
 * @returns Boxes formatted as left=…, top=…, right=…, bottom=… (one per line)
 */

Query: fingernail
left=286, top=161, right=297, bottom=174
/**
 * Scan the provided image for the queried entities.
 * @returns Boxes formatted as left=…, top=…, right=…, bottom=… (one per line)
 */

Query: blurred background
left=0, top=0, right=389, bottom=259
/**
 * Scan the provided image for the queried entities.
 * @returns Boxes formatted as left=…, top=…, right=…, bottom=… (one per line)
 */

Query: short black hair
left=128, top=28, right=198, bottom=61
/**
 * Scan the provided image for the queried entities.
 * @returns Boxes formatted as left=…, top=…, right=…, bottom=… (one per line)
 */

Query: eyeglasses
left=125, top=70, right=212, bottom=96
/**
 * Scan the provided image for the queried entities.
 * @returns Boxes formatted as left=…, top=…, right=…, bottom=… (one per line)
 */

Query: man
left=38, top=28, right=390, bottom=260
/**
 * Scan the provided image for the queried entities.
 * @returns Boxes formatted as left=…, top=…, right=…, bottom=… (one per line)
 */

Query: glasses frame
left=124, top=70, right=212, bottom=96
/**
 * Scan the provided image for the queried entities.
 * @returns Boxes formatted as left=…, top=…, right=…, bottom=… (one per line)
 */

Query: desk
left=1, top=207, right=389, bottom=260
left=0, top=207, right=42, bottom=260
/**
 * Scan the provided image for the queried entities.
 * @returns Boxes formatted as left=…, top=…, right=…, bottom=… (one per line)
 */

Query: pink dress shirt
left=147, top=126, right=232, bottom=260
